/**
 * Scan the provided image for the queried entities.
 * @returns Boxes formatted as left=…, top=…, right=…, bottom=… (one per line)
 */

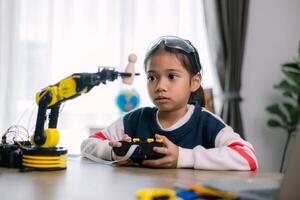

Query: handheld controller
left=113, top=138, right=165, bottom=164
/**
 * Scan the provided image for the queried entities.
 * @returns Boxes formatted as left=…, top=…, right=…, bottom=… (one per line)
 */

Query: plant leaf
left=267, top=119, right=283, bottom=128
left=266, top=104, right=288, bottom=123
left=282, top=62, right=300, bottom=72
left=283, top=102, right=294, bottom=123
left=283, top=102, right=294, bottom=113
left=290, top=106, right=300, bottom=124
left=283, top=91, right=294, bottom=98
left=274, top=80, right=298, bottom=94
left=282, top=70, right=300, bottom=89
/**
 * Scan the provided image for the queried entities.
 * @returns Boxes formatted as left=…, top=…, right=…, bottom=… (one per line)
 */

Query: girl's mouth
left=155, top=96, right=170, bottom=103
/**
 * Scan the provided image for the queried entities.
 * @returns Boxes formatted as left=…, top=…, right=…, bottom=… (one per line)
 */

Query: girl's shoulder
left=193, top=104, right=226, bottom=125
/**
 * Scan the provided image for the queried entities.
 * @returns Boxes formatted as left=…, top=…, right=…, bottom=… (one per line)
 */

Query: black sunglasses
left=146, top=36, right=202, bottom=72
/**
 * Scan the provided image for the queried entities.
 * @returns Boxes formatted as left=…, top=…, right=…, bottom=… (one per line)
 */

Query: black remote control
left=112, top=138, right=165, bottom=164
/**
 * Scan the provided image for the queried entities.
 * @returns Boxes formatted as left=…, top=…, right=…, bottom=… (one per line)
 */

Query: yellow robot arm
left=33, top=68, right=138, bottom=147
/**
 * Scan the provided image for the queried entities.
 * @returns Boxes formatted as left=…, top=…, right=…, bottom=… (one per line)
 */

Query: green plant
left=266, top=42, right=300, bottom=173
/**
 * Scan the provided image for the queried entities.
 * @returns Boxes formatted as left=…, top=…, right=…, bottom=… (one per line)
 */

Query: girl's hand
left=142, top=134, right=179, bottom=168
left=109, top=134, right=132, bottom=165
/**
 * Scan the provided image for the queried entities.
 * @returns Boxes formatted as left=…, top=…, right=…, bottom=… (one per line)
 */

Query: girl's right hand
left=109, top=134, right=132, bottom=165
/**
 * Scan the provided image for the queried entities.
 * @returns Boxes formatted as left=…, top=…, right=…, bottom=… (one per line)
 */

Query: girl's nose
left=155, top=78, right=167, bottom=92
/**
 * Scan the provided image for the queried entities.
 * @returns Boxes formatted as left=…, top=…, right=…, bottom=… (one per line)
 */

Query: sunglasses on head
left=146, top=36, right=202, bottom=72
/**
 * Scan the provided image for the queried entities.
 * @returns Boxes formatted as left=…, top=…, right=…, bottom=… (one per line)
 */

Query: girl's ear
left=190, top=73, right=201, bottom=92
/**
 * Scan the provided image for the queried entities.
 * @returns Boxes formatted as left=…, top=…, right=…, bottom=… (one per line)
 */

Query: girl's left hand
left=142, top=134, right=179, bottom=168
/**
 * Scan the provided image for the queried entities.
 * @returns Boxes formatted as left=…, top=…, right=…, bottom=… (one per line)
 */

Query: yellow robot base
left=21, top=146, right=67, bottom=171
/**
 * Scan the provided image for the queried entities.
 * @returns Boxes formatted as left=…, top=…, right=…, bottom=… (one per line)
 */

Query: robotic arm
left=33, top=67, right=139, bottom=147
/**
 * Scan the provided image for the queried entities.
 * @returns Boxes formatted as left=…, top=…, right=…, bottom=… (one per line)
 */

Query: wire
left=59, top=103, right=66, bottom=113
left=16, top=101, right=36, bottom=125
left=27, top=104, right=37, bottom=132
left=2, top=125, right=30, bottom=145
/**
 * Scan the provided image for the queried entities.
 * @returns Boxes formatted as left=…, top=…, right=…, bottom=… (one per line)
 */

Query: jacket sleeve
left=177, top=126, right=258, bottom=171
left=80, top=117, right=125, bottom=161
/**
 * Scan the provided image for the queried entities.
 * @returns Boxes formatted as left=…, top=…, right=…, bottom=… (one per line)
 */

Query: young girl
left=81, top=36, right=257, bottom=170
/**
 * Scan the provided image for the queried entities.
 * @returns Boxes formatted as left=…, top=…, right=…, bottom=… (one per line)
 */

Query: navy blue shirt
left=123, top=106, right=225, bottom=149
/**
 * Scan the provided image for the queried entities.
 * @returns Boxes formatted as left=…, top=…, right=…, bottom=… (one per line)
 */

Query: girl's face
left=146, top=51, right=200, bottom=113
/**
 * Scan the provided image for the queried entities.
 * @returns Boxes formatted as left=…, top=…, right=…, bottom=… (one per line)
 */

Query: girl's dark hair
left=144, top=42, right=205, bottom=107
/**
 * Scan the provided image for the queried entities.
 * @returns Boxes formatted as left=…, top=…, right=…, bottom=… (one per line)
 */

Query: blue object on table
left=116, top=89, right=140, bottom=112
left=176, top=191, right=199, bottom=200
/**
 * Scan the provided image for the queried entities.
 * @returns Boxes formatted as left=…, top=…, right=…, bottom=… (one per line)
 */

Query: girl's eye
left=147, top=75, right=156, bottom=81
left=168, top=74, right=178, bottom=80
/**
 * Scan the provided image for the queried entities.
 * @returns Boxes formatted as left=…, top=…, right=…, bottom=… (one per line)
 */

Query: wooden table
left=0, top=156, right=282, bottom=200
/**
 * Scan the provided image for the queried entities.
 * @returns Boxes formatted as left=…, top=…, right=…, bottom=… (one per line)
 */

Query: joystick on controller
left=112, top=138, right=165, bottom=164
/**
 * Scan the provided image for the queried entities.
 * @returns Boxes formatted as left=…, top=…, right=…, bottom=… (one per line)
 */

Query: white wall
left=242, top=0, right=300, bottom=171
